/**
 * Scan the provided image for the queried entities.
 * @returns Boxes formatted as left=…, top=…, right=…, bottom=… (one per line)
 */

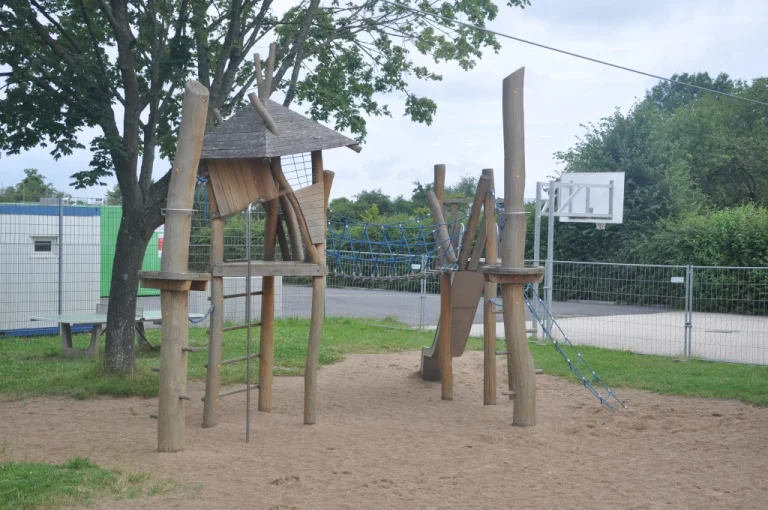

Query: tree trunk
left=104, top=209, right=156, bottom=373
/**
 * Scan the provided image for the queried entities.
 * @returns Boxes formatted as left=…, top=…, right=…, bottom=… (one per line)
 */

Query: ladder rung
left=526, top=329, right=537, bottom=334
left=205, top=353, right=260, bottom=368
left=202, top=384, right=260, bottom=401
left=502, top=390, right=514, bottom=396
left=182, top=346, right=206, bottom=353
left=535, top=368, right=543, bottom=374
left=179, top=395, right=191, bottom=400
left=496, top=350, right=508, bottom=355
left=151, top=367, right=160, bottom=373
left=149, top=411, right=158, bottom=419
left=222, top=321, right=261, bottom=332
left=209, top=291, right=264, bottom=301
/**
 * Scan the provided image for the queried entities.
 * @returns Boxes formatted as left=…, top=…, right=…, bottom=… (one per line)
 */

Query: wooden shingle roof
left=200, top=99, right=358, bottom=159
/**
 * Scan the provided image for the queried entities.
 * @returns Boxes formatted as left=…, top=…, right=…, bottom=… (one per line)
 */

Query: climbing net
left=326, top=212, right=469, bottom=280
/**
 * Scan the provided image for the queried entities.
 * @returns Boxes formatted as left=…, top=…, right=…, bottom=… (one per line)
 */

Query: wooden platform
left=213, top=261, right=328, bottom=277
left=480, top=265, right=545, bottom=285
left=139, top=270, right=211, bottom=291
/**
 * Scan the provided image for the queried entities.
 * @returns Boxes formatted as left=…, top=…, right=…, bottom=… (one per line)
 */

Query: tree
left=0, top=0, right=532, bottom=373
left=104, top=184, right=122, bottom=205
left=0, top=168, right=63, bottom=202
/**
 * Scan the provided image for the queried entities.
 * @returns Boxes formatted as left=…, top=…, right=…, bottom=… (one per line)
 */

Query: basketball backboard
left=557, top=172, right=625, bottom=224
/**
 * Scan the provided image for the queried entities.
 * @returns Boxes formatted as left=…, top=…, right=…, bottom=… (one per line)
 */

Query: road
left=281, top=285, right=667, bottom=326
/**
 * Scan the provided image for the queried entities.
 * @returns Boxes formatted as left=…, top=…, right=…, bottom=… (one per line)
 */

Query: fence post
left=419, top=254, right=427, bottom=330
left=685, top=265, right=693, bottom=359
left=58, top=197, right=64, bottom=316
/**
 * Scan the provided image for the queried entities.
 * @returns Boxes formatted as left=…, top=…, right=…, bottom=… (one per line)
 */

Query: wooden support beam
left=254, top=53, right=266, bottom=98
left=213, top=108, right=223, bottom=125
left=270, top=160, right=321, bottom=264
left=203, top=218, right=224, bottom=428
left=276, top=219, right=291, bottom=261
left=271, top=157, right=303, bottom=261
left=501, top=67, right=536, bottom=426
left=434, top=164, right=446, bottom=204
left=158, top=80, right=209, bottom=452
left=264, top=42, right=276, bottom=98
left=468, top=221, right=487, bottom=272
left=305, top=151, right=329, bottom=425
left=483, top=168, right=498, bottom=406
left=426, top=191, right=458, bottom=265
left=347, top=143, right=362, bottom=153
left=259, top=199, right=278, bottom=413
left=209, top=290, right=263, bottom=301
left=248, top=92, right=279, bottom=136
left=439, top=272, right=453, bottom=400
left=458, top=174, right=490, bottom=269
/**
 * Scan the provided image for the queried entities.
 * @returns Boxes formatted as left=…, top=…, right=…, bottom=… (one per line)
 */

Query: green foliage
left=550, top=73, right=768, bottom=265
left=0, top=169, right=64, bottom=203
left=104, top=184, right=122, bottom=205
left=0, top=458, right=166, bottom=509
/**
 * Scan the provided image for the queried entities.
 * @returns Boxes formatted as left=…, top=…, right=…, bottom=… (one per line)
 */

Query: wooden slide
left=420, top=271, right=486, bottom=380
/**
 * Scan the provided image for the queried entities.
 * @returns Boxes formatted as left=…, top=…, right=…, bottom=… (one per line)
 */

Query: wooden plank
left=276, top=219, right=291, bottom=261
left=226, top=159, right=250, bottom=212
left=211, top=160, right=238, bottom=216
left=439, top=272, right=453, bottom=400
left=458, top=175, right=490, bottom=269
left=206, top=162, right=232, bottom=218
left=202, top=218, right=224, bottom=428
left=294, top=182, right=326, bottom=245
left=468, top=221, right=487, bottom=272
left=138, top=271, right=210, bottom=281
left=236, top=158, right=262, bottom=203
left=248, top=158, right=267, bottom=199
left=214, top=261, right=328, bottom=277
left=158, top=81, right=208, bottom=452
left=206, top=180, right=220, bottom=218
left=270, top=165, right=321, bottom=263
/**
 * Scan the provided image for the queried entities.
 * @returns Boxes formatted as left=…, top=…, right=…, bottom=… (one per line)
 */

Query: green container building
left=100, top=206, right=162, bottom=297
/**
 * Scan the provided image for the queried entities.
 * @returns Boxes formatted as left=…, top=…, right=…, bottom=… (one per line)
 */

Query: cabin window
left=30, top=236, right=58, bottom=258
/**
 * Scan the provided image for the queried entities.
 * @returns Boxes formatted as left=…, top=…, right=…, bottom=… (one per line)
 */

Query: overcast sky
left=2, top=0, right=766, bottom=203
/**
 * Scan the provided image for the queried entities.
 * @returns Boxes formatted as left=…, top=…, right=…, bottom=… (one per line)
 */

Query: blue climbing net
left=326, top=211, right=469, bottom=280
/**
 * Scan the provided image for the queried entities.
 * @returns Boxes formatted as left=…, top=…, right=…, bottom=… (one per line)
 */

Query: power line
left=378, top=0, right=768, bottom=108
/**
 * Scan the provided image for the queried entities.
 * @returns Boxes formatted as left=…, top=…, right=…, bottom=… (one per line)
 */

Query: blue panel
left=0, top=204, right=100, bottom=217
left=0, top=324, right=94, bottom=337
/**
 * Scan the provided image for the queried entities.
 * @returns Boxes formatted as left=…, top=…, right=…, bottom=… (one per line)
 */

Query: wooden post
left=501, top=67, right=536, bottom=426
left=439, top=272, right=453, bottom=400
left=482, top=169, right=497, bottom=405
left=433, top=163, right=447, bottom=221
left=304, top=151, right=328, bottom=425
left=457, top=175, right=490, bottom=268
left=259, top=199, right=278, bottom=412
left=158, top=81, right=209, bottom=452
left=426, top=191, right=458, bottom=265
left=202, top=218, right=224, bottom=427
left=270, top=161, right=321, bottom=263
left=276, top=219, right=291, bottom=261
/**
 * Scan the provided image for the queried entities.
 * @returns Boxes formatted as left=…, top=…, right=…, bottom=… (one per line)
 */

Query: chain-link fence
left=1, top=196, right=766, bottom=366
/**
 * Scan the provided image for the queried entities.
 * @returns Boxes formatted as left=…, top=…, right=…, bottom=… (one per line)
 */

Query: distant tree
left=0, top=169, right=63, bottom=203
left=445, top=174, right=479, bottom=198
left=104, top=184, right=122, bottom=205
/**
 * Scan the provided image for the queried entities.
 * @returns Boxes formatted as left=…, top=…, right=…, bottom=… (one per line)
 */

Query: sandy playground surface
left=1, top=351, right=767, bottom=509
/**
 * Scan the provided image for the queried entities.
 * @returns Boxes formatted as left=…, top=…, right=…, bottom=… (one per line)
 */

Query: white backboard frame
left=557, top=172, right=625, bottom=224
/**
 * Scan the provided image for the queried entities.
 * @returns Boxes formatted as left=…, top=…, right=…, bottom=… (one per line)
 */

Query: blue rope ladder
left=523, top=285, right=627, bottom=412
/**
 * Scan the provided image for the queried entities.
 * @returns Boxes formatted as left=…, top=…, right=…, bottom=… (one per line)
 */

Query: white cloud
left=3, top=0, right=767, bottom=204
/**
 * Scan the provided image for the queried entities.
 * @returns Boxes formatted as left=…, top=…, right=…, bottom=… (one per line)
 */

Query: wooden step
left=213, top=260, right=327, bottom=278
left=205, top=353, right=260, bottom=368
left=201, top=384, right=260, bottom=401
left=222, top=321, right=261, bottom=332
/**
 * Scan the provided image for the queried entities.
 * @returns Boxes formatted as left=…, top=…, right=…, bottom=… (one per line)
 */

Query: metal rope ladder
left=523, top=285, right=627, bottom=412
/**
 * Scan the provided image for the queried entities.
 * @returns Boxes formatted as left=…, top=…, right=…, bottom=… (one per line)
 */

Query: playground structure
left=142, top=62, right=624, bottom=452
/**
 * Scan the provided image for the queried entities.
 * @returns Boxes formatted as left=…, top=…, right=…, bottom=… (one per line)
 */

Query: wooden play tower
left=141, top=47, right=360, bottom=452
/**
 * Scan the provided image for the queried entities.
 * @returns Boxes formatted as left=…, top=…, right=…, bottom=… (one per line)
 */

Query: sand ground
left=1, top=351, right=766, bottom=509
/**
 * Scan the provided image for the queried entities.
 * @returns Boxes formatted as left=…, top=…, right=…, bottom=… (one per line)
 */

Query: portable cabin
left=0, top=202, right=100, bottom=335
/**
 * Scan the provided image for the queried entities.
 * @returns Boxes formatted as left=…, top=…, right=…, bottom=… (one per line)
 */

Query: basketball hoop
left=596, top=222, right=606, bottom=230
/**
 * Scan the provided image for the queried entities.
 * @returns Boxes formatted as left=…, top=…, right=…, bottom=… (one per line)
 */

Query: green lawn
left=1, top=316, right=766, bottom=406
left=0, top=457, right=174, bottom=510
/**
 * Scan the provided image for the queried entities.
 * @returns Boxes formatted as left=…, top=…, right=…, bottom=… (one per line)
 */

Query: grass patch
left=1, top=316, right=767, bottom=407
left=0, top=317, right=437, bottom=399
left=529, top=343, right=768, bottom=407
left=0, top=457, right=174, bottom=509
